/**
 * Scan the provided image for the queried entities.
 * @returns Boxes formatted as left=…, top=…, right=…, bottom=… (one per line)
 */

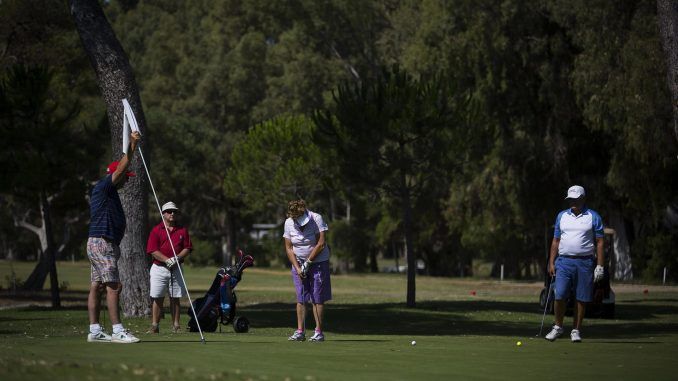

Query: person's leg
left=312, top=303, right=324, bottom=331
left=151, top=297, right=164, bottom=326
left=296, top=302, right=306, bottom=331
left=105, top=281, right=122, bottom=326
left=309, top=261, right=331, bottom=341
left=168, top=266, right=185, bottom=330
left=574, top=301, right=586, bottom=330
left=288, top=267, right=307, bottom=340
left=572, top=258, right=595, bottom=334
left=553, top=299, right=566, bottom=327
left=170, top=297, right=180, bottom=328
left=88, top=281, right=102, bottom=324
left=547, top=257, right=573, bottom=341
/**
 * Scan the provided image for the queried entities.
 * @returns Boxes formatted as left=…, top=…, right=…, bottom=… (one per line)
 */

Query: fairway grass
left=1, top=261, right=678, bottom=380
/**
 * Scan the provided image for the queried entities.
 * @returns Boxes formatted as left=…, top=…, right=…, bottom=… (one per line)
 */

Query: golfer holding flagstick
left=86, top=130, right=141, bottom=343
left=284, top=200, right=332, bottom=342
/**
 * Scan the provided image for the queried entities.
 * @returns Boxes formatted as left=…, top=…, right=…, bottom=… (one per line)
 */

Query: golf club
left=538, top=274, right=556, bottom=337
left=297, top=257, right=307, bottom=338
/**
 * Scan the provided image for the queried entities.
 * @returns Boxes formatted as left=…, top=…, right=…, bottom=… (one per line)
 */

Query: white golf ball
left=411, top=340, right=416, bottom=346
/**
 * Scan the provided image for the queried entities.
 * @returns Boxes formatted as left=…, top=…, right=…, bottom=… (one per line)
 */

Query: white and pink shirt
left=283, top=210, right=330, bottom=262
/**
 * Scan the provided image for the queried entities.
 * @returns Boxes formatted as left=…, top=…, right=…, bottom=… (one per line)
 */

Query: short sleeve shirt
left=282, top=210, right=330, bottom=262
left=146, top=222, right=192, bottom=265
left=554, top=207, right=604, bottom=256
left=88, top=175, right=126, bottom=245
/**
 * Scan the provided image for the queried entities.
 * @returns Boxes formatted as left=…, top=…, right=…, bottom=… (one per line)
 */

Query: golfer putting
left=284, top=199, right=332, bottom=342
left=545, top=185, right=605, bottom=343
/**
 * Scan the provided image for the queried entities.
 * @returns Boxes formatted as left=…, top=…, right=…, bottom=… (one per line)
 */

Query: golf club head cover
left=594, top=265, right=604, bottom=282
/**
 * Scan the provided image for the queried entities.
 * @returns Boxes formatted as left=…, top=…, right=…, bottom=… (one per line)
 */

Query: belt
left=560, top=255, right=594, bottom=260
left=91, top=236, right=113, bottom=242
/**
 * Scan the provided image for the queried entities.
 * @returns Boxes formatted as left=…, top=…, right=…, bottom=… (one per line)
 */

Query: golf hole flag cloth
left=122, top=99, right=141, bottom=154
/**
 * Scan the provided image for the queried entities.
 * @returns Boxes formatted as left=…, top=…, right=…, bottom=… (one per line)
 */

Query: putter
left=297, top=257, right=307, bottom=338
left=538, top=275, right=555, bottom=337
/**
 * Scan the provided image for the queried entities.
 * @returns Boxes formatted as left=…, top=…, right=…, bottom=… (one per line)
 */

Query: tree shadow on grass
left=242, top=300, right=678, bottom=339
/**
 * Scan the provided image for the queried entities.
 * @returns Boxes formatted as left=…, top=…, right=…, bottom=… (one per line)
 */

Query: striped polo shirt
left=554, top=207, right=604, bottom=257
left=88, top=175, right=126, bottom=245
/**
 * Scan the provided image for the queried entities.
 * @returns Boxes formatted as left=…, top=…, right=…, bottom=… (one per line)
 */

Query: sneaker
left=288, top=330, right=305, bottom=341
left=87, top=330, right=112, bottom=343
left=570, top=329, right=582, bottom=343
left=146, top=324, right=159, bottom=334
left=545, top=325, right=563, bottom=341
left=309, top=331, right=325, bottom=342
left=112, top=330, right=140, bottom=343
left=172, top=325, right=182, bottom=334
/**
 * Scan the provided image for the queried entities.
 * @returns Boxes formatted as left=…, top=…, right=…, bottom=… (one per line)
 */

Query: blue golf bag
left=187, top=250, right=254, bottom=333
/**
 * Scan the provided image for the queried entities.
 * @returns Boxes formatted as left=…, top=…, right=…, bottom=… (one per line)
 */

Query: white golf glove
left=165, top=257, right=177, bottom=269
left=594, top=265, right=604, bottom=282
left=300, top=260, right=312, bottom=278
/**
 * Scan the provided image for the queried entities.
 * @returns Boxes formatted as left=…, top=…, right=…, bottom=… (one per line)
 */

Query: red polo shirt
left=146, top=222, right=192, bottom=266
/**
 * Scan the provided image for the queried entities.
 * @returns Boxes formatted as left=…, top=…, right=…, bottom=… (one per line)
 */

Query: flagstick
left=135, top=146, right=206, bottom=344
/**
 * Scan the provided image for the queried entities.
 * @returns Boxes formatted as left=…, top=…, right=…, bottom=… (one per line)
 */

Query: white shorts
left=149, top=263, right=185, bottom=298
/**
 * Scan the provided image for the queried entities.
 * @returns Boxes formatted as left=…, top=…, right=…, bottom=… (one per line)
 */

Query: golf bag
left=187, top=250, right=254, bottom=333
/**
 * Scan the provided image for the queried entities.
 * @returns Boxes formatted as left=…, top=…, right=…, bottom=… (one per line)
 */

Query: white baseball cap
left=565, top=185, right=586, bottom=200
left=296, top=211, right=310, bottom=226
left=161, top=201, right=179, bottom=212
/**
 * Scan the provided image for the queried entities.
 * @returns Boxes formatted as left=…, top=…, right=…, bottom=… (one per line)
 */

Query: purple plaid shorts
left=291, top=260, right=332, bottom=304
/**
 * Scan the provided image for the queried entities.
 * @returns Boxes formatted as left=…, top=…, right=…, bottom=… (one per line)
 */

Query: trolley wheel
left=233, top=316, right=250, bottom=333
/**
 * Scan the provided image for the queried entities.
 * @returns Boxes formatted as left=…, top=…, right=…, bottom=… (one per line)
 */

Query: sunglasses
left=164, top=210, right=178, bottom=215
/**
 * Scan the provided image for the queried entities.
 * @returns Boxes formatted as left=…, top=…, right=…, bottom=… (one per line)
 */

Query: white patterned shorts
left=87, top=237, right=121, bottom=284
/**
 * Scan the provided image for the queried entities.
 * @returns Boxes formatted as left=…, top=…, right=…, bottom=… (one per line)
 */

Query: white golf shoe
left=545, top=325, right=563, bottom=341
left=87, top=330, right=112, bottom=343
left=112, top=329, right=140, bottom=343
left=288, top=330, right=305, bottom=341
left=570, top=329, right=582, bottom=343
left=309, top=331, right=325, bottom=342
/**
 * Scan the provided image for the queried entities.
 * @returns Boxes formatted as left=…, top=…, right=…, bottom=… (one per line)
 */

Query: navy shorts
left=554, top=255, right=595, bottom=302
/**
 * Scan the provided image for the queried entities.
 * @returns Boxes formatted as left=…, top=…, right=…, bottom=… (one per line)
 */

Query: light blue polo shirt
left=554, top=207, right=604, bottom=256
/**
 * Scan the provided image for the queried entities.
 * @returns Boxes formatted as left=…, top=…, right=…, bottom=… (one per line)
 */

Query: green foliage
left=187, top=237, right=218, bottom=267
left=328, top=219, right=370, bottom=272
left=225, top=115, right=327, bottom=218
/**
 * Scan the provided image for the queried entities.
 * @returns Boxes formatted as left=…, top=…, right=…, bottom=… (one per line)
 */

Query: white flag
left=122, top=99, right=141, bottom=154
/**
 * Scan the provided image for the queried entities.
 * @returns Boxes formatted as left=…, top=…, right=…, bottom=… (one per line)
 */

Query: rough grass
left=1, top=260, right=678, bottom=380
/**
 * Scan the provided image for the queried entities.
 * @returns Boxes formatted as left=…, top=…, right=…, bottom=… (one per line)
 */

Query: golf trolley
left=539, top=229, right=615, bottom=319
left=187, top=250, right=254, bottom=333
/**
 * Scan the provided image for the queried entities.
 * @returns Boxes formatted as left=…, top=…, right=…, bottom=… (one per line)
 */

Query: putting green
left=1, top=261, right=677, bottom=380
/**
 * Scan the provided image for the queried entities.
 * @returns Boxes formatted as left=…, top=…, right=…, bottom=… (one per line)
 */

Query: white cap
left=296, top=211, right=310, bottom=226
left=565, top=185, right=586, bottom=200
left=161, top=201, right=179, bottom=212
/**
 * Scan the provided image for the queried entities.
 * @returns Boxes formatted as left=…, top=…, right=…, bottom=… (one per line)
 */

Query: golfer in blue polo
left=545, top=185, right=605, bottom=343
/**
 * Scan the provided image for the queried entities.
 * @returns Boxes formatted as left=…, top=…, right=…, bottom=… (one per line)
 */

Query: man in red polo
left=146, top=201, right=192, bottom=334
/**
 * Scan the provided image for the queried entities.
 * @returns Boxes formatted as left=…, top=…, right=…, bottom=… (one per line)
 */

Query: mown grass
left=1, top=260, right=678, bottom=380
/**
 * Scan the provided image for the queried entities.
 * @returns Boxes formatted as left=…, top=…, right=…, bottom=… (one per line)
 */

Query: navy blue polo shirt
left=88, top=175, right=126, bottom=245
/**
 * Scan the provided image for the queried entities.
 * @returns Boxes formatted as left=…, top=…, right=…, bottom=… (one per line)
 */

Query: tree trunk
left=657, top=0, right=678, bottom=143
left=70, top=0, right=150, bottom=317
left=41, top=191, right=61, bottom=308
left=608, top=208, right=633, bottom=281
left=401, top=178, right=416, bottom=308
left=21, top=193, right=61, bottom=307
